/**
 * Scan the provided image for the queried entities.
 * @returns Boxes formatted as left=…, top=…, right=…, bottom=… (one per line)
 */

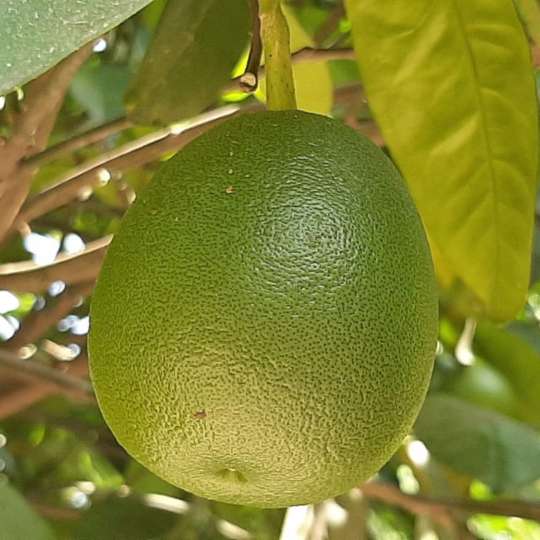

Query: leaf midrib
left=450, top=0, right=500, bottom=308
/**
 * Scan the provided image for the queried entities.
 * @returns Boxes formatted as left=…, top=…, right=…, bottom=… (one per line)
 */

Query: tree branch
left=0, top=44, right=94, bottom=243
left=4, top=283, right=94, bottom=351
left=25, top=116, right=132, bottom=168
left=361, top=482, right=540, bottom=522
left=0, top=349, right=93, bottom=396
left=11, top=105, right=255, bottom=231
left=0, top=236, right=110, bottom=293
left=240, top=0, right=263, bottom=92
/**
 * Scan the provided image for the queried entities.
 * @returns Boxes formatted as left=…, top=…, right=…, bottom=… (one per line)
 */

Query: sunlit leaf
left=0, top=0, right=153, bottom=94
left=346, top=0, right=538, bottom=321
left=126, top=0, right=250, bottom=125
left=415, top=394, right=540, bottom=491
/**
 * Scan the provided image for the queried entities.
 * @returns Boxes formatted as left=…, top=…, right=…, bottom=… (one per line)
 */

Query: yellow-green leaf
left=346, top=0, right=538, bottom=321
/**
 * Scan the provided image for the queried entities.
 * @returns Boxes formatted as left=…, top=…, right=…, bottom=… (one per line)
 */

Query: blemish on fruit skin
left=226, top=186, right=235, bottom=194
left=193, top=410, right=207, bottom=419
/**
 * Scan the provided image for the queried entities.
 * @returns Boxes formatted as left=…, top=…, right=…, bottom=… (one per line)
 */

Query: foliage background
left=1, top=0, right=540, bottom=538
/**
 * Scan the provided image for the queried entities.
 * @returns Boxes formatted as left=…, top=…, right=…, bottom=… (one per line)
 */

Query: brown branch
left=4, top=283, right=94, bottom=351
left=0, top=352, right=90, bottom=419
left=0, top=44, right=94, bottom=243
left=240, top=0, right=263, bottom=92
left=0, top=383, right=53, bottom=420
left=361, top=482, right=540, bottom=522
left=25, top=116, right=132, bottom=168
left=0, top=349, right=93, bottom=395
left=228, top=47, right=355, bottom=91
left=0, top=236, right=110, bottom=293
left=11, top=105, right=257, bottom=230
left=11, top=83, right=371, bottom=231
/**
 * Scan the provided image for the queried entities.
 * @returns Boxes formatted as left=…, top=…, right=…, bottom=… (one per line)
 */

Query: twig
left=5, top=283, right=94, bottom=351
left=240, top=0, right=263, bottom=92
left=0, top=352, right=90, bottom=419
left=0, top=44, right=94, bottom=243
left=11, top=105, right=253, bottom=232
left=10, top=83, right=371, bottom=232
left=0, top=236, right=110, bottom=293
left=361, top=482, right=540, bottom=522
left=228, top=47, right=355, bottom=91
left=0, top=349, right=93, bottom=395
left=25, top=116, right=133, bottom=168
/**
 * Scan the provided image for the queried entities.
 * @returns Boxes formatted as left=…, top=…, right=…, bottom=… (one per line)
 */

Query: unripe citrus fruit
left=89, top=110, right=438, bottom=508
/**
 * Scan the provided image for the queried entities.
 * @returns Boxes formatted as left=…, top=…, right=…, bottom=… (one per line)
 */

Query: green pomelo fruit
left=89, top=110, right=438, bottom=508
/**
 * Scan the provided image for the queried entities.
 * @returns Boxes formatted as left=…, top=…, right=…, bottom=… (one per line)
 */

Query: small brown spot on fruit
left=226, top=185, right=235, bottom=194
left=193, top=410, right=207, bottom=419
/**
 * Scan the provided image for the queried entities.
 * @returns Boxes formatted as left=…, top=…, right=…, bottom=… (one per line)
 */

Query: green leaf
left=415, top=394, right=540, bottom=491
left=0, top=0, right=153, bottom=94
left=345, top=0, right=538, bottom=321
left=474, top=321, right=540, bottom=429
left=126, top=0, right=250, bottom=125
left=71, top=60, right=131, bottom=127
left=74, top=495, right=177, bottom=540
left=0, top=482, right=55, bottom=540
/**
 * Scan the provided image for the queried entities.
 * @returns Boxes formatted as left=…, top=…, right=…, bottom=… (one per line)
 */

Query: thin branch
left=0, top=384, right=53, bottom=420
left=0, top=236, right=110, bottom=293
left=0, top=349, right=93, bottom=396
left=11, top=105, right=256, bottom=231
left=0, top=44, right=94, bottom=243
left=228, top=47, right=355, bottom=92
left=361, top=482, right=540, bottom=522
left=5, top=283, right=94, bottom=351
left=10, top=83, right=370, bottom=232
left=240, top=0, right=263, bottom=92
left=25, top=116, right=133, bottom=168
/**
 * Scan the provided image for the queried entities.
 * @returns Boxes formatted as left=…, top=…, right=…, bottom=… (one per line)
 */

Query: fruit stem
left=259, top=0, right=297, bottom=110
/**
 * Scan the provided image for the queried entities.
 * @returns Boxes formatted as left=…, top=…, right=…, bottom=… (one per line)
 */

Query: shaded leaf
left=474, top=321, right=540, bottom=429
left=0, top=0, right=152, bottom=94
left=127, top=0, right=250, bottom=125
left=346, top=0, right=538, bottom=321
left=0, top=482, right=55, bottom=540
left=415, top=394, right=540, bottom=491
left=75, top=495, right=177, bottom=540
left=71, top=60, right=131, bottom=126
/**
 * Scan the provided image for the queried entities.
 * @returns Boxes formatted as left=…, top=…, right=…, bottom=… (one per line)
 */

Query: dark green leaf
left=126, top=0, right=250, bottom=125
left=0, top=0, right=153, bottom=94
left=0, top=482, right=55, bottom=540
left=345, top=0, right=538, bottom=321
left=415, top=394, right=540, bottom=491
left=75, top=495, right=177, bottom=540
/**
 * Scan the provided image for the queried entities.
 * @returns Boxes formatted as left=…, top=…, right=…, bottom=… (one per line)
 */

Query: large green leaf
left=415, top=394, right=540, bottom=491
left=0, top=0, right=153, bottom=94
left=126, top=0, right=250, bottom=125
left=474, top=321, right=540, bottom=429
left=345, top=0, right=538, bottom=321
left=0, top=482, right=55, bottom=540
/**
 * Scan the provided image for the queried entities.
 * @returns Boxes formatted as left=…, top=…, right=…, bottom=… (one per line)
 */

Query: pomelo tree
left=0, top=1, right=539, bottom=538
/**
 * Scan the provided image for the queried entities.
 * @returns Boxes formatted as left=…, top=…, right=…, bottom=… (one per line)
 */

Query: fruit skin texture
left=89, top=110, right=438, bottom=508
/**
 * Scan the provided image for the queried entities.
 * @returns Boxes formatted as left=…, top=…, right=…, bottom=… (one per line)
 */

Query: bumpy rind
left=89, top=110, right=438, bottom=508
